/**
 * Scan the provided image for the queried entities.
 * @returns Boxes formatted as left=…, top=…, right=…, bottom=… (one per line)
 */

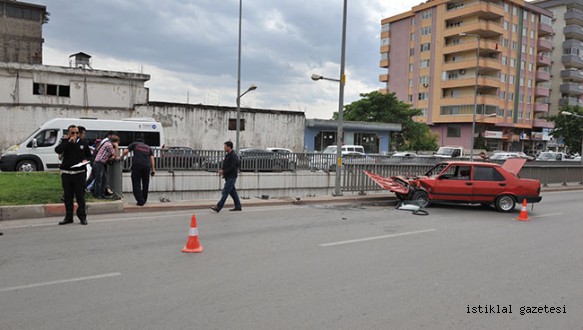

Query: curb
left=0, top=201, right=124, bottom=221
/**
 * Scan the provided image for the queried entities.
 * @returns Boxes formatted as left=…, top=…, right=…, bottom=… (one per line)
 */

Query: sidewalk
left=1, top=183, right=581, bottom=221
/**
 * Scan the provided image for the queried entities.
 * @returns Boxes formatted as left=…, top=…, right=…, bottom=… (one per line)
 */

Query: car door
left=431, top=164, right=473, bottom=202
left=471, top=165, right=507, bottom=203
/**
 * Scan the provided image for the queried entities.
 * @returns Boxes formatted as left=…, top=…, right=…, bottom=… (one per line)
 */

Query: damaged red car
left=364, top=158, right=542, bottom=212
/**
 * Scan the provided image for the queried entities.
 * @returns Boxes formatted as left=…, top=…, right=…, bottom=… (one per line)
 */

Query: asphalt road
left=1, top=191, right=582, bottom=330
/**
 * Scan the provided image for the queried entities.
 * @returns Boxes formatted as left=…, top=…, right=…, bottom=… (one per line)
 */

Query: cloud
left=39, top=0, right=421, bottom=119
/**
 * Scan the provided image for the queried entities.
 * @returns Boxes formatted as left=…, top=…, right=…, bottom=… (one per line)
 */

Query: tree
left=333, top=91, right=438, bottom=151
left=549, top=106, right=583, bottom=155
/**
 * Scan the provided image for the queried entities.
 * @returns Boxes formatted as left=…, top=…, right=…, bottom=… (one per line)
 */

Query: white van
left=0, top=118, right=164, bottom=171
left=321, top=145, right=365, bottom=154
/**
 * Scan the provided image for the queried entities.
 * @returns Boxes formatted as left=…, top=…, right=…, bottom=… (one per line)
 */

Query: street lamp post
left=235, top=0, right=257, bottom=153
left=310, top=0, right=347, bottom=197
left=459, top=32, right=480, bottom=161
left=561, top=111, right=583, bottom=165
left=236, top=84, right=257, bottom=153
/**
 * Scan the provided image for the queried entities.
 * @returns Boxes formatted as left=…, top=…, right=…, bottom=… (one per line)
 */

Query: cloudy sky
left=37, top=0, right=421, bottom=119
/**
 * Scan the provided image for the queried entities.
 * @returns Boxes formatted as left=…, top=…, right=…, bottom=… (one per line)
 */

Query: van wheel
left=494, top=195, right=516, bottom=212
left=16, top=160, right=38, bottom=172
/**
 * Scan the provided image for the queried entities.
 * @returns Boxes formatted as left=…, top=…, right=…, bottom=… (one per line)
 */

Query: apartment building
left=380, top=0, right=554, bottom=153
left=0, top=0, right=47, bottom=64
left=532, top=0, right=583, bottom=112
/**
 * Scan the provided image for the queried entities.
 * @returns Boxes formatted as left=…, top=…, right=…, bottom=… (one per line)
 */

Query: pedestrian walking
left=54, top=125, right=92, bottom=225
left=121, top=138, right=155, bottom=206
left=211, top=141, right=242, bottom=212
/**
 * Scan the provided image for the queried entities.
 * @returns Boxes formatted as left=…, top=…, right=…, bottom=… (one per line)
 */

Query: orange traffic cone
left=182, top=214, right=204, bottom=253
left=516, top=199, right=529, bottom=221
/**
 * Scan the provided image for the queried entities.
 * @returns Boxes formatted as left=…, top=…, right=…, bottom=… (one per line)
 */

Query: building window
left=447, top=126, right=461, bottom=138
left=501, top=56, right=507, bottom=65
left=421, top=27, right=431, bottom=35
left=510, top=58, right=516, bottom=67
left=410, top=48, right=415, bottom=56
left=382, top=23, right=390, bottom=32
left=420, top=59, right=430, bottom=68
left=422, top=10, right=431, bottom=19
left=33, top=83, right=70, bottom=97
left=228, top=118, right=245, bottom=131
left=418, top=92, right=428, bottom=100
left=381, top=37, right=390, bottom=46
left=420, top=43, right=431, bottom=52
left=6, top=4, right=41, bottom=21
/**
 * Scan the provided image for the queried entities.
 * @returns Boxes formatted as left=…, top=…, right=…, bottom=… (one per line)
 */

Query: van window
left=78, top=130, right=161, bottom=148
left=27, top=129, right=59, bottom=148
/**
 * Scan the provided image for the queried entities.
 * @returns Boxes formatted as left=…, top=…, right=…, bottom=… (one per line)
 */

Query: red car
left=364, top=159, right=542, bottom=212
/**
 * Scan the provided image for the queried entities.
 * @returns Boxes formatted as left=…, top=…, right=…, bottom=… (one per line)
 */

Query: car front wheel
left=494, top=195, right=516, bottom=212
left=412, top=191, right=430, bottom=208
left=16, top=160, right=39, bottom=172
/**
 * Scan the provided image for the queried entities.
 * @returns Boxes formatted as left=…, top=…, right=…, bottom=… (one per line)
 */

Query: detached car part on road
left=364, top=158, right=542, bottom=212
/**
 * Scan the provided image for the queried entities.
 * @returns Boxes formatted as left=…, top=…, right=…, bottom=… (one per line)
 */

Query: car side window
left=474, top=166, right=505, bottom=181
left=440, top=165, right=470, bottom=180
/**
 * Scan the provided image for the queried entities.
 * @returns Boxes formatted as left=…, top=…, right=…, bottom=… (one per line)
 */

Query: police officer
left=55, top=125, right=92, bottom=225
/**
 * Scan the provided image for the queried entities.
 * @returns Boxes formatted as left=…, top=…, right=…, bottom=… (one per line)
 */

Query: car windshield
left=424, top=163, right=448, bottom=177
left=322, top=146, right=337, bottom=154
left=436, top=148, right=455, bottom=155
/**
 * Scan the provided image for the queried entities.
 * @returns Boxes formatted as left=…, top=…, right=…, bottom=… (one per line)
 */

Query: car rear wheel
left=412, top=191, right=430, bottom=208
left=494, top=195, right=516, bottom=212
left=16, top=160, right=39, bottom=172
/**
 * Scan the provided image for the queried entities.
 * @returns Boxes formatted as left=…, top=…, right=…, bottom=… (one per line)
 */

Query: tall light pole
left=310, top=0, right=347, bottom=197
left=459, top=32, right=480, bottom=161
left=561, top=111, right=583, bottom=164
left=235, top=0, right=257, bottom=153
left=236, top=84, right=257, bottom=152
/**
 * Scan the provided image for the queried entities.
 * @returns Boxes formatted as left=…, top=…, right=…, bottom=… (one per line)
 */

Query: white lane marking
left=0, top=272, right=121, bottom=293
left=319, top=229, right=437, bottom=247
left=530, top=213, right=563, bottom=219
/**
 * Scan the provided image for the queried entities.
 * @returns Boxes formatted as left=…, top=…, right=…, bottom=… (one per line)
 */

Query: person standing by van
left=121, top=138, right=155, bottom=206
left=211, top=141, right=242, bottom=212
left=55, top=125, right=92, bottom=225
left=92, top=135, right=119, bottom=199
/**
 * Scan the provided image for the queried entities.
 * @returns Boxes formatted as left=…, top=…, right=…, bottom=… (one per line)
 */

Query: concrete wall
left=0, top=103, right=306, bottom=152
left=121, top=171, right=383, bottom=202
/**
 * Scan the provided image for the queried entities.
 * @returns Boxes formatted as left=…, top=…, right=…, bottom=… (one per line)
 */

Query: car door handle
left=499, top=183, right=506, bottom=187
left=465, top=182, right=473, bottom=186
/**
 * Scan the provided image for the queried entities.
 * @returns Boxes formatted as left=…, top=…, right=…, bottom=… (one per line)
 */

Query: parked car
left=392, top=151, right=418, bottom=158
left=162, top=147, right=207, bottom=169
left=364, top=158, right=542, bottom=212
left=239, top=148, right=293, bottom=172
left=310, top=151, right=375, bottom=171
left=267, top=147, right=297, bottom=169
left=536, top=151, right=570, bottom=161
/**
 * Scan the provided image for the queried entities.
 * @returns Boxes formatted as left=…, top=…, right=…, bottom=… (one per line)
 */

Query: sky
left=36, top=0, right=422, bottom=119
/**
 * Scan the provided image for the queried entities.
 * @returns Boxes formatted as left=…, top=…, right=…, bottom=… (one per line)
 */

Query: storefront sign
left=484, top=130, right=503, bottom=139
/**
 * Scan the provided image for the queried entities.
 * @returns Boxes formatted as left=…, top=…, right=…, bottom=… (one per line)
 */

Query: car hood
left=501, top=158, right=526, bottom=176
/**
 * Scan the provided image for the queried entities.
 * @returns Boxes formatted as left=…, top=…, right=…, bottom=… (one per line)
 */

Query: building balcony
left=537, top=39, right=552, bottom=52
left=534, top=103, right=549, bottom=113
left=380, top=59, right=389, bottom=68
left=443, top=58, right=501, bottom=72
left=538, top=22, right=553, bottom=37
left=444, top=1, right=505, bottom=20
left=565, top=9, right=583, bottom=26
left=535, top=87, right=550, bottom=98
left=441, top=76, right=500, bottom=89
left=562, top=54, right=583, bottom=69
left=440, top=95, right=500, bottom=107
left=536, top=54, right=551, bottom=67
left=559, top=97, right=583, bottom=107
left=560, top=83, right=583, bottom=95
left=564, top=25, right=583, bottom=42
left=380, top=45, right=390, bottom=53
left=443, top=39, right=501, bottom=55
left=561, top=68, right=583, bottom=81
left=379, top=73, right=389, bottom=82
left=444, top=20, right=505, bottom=38
left=536, top=70, right=551, bottom=82
left=533, top=119, right=554, bottom=129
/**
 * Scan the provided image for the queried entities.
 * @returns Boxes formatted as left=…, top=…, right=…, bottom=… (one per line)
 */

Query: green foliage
left=333, top=91, right=437, bottom=151
left=0, top=172, right=99, bottom=206
left=549, top=106, right=583, bottom=155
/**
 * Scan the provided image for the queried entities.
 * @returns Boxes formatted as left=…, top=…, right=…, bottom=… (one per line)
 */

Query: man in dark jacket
left=211, top=141, right=242, bottom=212
left=55, top=125, right=92, bottom=225
left=121, top=138, right=155, bottom=206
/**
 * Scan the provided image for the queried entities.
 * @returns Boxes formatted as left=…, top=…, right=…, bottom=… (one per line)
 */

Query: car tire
left=494, top=195, right=516, bottom=212
left=412, top=191, right=430, bottom=208
left=395, top=192, right=409, bottom=201
left=16, top=160, right=38, bottom=172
